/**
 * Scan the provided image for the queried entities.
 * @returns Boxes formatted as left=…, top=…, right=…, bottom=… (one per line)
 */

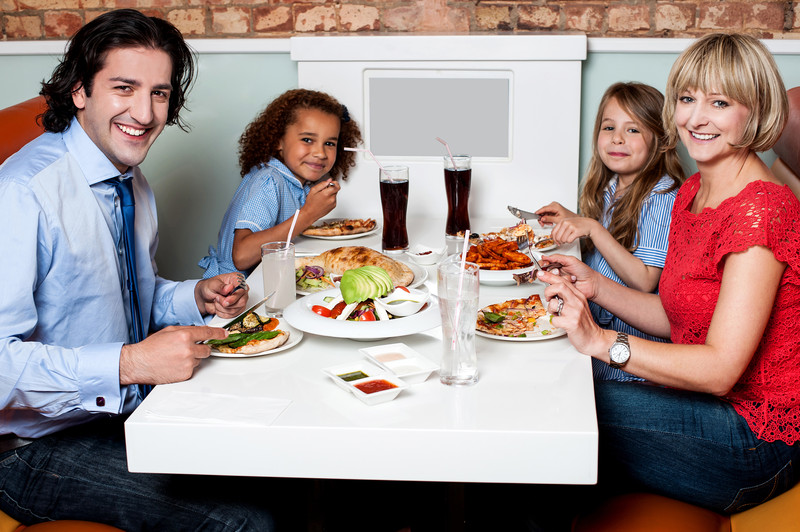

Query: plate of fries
left=464, top=238, right=535, bottom=286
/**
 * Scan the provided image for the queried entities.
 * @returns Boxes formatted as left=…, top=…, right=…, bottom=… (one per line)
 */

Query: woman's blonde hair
left=580, top=82, right=685, bottom=254
left=663, top=33, right=788, bottom=153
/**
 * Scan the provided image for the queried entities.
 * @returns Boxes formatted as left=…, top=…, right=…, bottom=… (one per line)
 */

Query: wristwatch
left=609, top=332, right=631, bottom=369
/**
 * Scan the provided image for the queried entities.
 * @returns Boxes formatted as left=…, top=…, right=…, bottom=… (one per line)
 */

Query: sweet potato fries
left=464, top=239, right=533, bottom=270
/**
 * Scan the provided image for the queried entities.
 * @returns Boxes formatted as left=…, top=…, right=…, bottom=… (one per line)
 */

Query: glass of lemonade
left=437, top=255, right=480, bottom=386
left=261, top=241, right=296, bottom=317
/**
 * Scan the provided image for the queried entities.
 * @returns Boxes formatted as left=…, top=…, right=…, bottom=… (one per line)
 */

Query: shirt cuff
left=174, top=279, right=205, bottom=325
left=634, top=246, right=668, bottom=267
left=77, top=342, right=125, bottom=414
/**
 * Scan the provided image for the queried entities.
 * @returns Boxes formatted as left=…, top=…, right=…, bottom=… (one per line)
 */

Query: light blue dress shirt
left=585, top=174, right=677, bottom=381
left=0, top=118, right=203, bottom=438
left=199, top=158, right=311, bottom=279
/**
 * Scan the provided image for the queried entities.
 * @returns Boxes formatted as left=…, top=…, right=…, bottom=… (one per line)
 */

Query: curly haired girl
left=200, top=89, right=362, bottom=277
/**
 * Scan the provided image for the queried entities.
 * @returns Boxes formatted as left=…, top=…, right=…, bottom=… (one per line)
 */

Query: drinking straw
left=344, top=147, right=392, bottom=182
left=451, top=230, right=471, bottom=350
left=435, top=137, right=458, bottom=171
left=285, top=209, right=300, bottom=250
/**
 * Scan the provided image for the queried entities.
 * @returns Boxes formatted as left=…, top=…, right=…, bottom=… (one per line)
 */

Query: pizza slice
left=207, top=312, right=289, bottom=355
left=210, top=330, right=289, bottom=355
left=302, top=218, right=377, bottom=237
left=476, top=294, right=551, bottom=338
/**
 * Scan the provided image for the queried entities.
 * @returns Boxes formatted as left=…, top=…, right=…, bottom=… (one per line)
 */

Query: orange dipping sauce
left=354, top=379, right=397, bottom=394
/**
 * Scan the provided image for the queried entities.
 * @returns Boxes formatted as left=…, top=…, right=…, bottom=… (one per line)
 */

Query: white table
left=125, top=218, right=598, bottom=485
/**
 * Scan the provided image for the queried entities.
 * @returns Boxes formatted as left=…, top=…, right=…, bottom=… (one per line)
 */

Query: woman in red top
left=539, top=33, right=800, bottom=513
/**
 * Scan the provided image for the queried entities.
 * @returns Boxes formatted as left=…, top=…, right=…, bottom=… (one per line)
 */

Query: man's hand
left=301, top=179, right=340, bottom=222
left=195, top=272, right=249, bottom=318
left=119, top=325, right=228, bottom=385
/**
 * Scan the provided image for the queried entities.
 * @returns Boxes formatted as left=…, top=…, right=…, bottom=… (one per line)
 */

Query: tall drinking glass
left=379, top=165, right=409, bottom=254
left=261, top=241, right=295, bottom=317
left=444, top=155, right=472, bottom=247
left=437, top=255, right=479, bottom=386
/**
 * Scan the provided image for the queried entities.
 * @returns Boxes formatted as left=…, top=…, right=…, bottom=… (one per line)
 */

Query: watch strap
left=609, top=332, right=630, bottom=369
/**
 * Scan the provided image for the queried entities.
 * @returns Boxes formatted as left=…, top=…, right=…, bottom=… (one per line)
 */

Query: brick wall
left=1, top=0, right=799, bottom=40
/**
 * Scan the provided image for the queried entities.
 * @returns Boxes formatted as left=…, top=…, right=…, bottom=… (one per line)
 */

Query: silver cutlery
left=220, top=291, right=276, bottom=330
left=514, top=233, right=563, bottom=314
left=507, top=205, right=540, bottom=221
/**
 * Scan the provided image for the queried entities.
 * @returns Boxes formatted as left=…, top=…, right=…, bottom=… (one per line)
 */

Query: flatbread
left=295, top=246, right=414, bottom=287
left=214, top=330, right=289, bottom=355
left=476, top=295, right=550, bottom=338
left=302, top=218, right=376, bottom=237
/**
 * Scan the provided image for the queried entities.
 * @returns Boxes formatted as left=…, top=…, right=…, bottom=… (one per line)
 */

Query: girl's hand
left=537, top=254, right=600, bottom=302
left=302, top=179, right=340, bottom=221
left=535, top=202, right=577, bottom=226
left=540, top=270, right=611, bottom=357
left=551, top=217, right=600, bottom=245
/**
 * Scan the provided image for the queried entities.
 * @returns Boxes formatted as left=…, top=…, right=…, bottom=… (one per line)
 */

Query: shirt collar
left=267, top=158, right=312, bottom=193
left=606, top=174, right=620, bottom=196
left=62, top=117, right=129, bottom=185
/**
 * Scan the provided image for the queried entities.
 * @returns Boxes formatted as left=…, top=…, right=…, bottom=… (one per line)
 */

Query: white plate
left=476, top=327, right=566, bottom=342
left=210, top=320, right=304, bottom=358
left=283, top=288, right=441, bottom=340
left=478, top=265, right=534, bottom=286
left=532, top=230, right=559, bottom=253
left=296, top=259, right=426, bottom=296
left=405, top=261, right=428, bottom=289
left=475, top=289, right=566, bottom=341
left=533, top=243, right=559, bottom=253
left=301, top=218, right=380, bottom=241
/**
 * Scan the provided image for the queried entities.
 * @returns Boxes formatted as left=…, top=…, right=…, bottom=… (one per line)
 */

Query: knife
left=507, top=205, right=540, bottom=221
left=220, top=291, right=276, bottom=330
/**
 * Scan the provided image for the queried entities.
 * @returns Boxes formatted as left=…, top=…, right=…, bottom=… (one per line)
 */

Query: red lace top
left=660, top=173, right=800, bottom=444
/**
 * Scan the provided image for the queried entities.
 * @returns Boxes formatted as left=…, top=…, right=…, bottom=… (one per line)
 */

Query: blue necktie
left=108, top=176, right=144, bottom=344
left=108, top=176, right=150, bottom=397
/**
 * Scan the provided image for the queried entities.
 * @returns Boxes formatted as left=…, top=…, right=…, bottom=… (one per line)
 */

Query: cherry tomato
left=359, top=310, right=376, bottom=321
left=312, top=305, right=331, bottom=318
left=397, top=286, right=410, bottom=293
left=330, top=301, right=347, bottom=319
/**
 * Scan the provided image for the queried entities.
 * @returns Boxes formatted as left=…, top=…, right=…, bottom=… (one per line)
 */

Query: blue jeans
left=0, top=417, right=301, bottom=531
left=595, top=380, right=800, bottom=513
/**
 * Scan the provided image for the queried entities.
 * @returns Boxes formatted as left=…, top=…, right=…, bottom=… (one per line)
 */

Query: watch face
left=610, top=343, right=630, bottom=364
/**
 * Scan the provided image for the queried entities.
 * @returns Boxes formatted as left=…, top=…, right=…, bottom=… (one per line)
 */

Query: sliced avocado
left=340, top=266, right=394, bottom=304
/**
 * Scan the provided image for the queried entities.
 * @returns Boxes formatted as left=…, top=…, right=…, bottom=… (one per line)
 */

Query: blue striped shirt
left=199, top=158, right=311, bottom=278
left=586, top=174, right=677, bottom=381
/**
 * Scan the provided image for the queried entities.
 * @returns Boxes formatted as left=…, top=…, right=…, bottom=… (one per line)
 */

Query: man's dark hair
left=40, top=9, right=195, bottom=133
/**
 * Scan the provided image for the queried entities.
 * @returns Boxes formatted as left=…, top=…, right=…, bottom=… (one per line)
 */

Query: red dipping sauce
left=354, top=379, right=397, bottom=394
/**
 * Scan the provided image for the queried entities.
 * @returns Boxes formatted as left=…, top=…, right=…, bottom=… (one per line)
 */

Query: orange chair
left=0, top=95, right=47, bottom=165
left=1, top=95, right=124, bottom=532
left=0, top=510, right=124, bottom=532
left=572, top=86, right=800, bottom=532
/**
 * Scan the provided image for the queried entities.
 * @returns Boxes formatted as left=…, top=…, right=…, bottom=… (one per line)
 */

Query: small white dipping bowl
left=405, top=244, right=445, bottom=266
left=374, top=287, right=430, bottom=317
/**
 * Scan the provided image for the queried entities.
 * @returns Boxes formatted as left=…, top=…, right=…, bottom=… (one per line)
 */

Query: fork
left=515, top=225, right=562, bottom=273
left=230, top=273, right=247, bottom=294
left=515, top=226, right=564, bottom=314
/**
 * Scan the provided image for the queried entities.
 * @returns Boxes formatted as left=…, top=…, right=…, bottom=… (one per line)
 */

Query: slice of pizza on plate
left=476, top=294, right=556, bottom=338
left=302, top=218, right=377, bottom=237
left=207, top=312, right=289, bottom=355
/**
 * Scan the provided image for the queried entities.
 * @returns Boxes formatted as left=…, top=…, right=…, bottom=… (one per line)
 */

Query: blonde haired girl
left=537, top=82, right=686, bottom=381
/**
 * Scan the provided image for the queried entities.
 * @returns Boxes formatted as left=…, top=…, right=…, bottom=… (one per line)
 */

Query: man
left=0, top=10, right=282, bottom=530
